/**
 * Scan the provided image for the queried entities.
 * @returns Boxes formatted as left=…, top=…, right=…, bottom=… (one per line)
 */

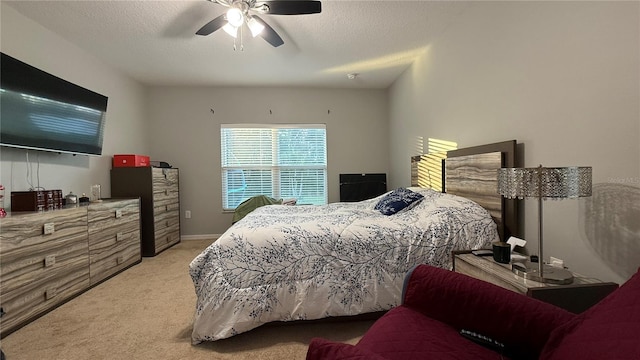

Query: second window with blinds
left=221, top=124, right=328, bottom=210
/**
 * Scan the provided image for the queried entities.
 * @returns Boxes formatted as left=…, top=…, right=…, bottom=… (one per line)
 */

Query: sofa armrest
left=306, top=338, right=389, bottom=360
left=402, top=265, right=575, bottom=356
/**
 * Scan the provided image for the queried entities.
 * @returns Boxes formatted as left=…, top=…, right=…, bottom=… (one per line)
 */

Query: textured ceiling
left=6, top=0, right=470, bottom=89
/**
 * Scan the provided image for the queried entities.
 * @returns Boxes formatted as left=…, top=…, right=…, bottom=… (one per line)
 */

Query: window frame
left=220, top=123, right=328, bottom=210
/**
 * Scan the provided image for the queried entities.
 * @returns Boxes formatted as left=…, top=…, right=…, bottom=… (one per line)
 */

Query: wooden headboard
left=444, top=140, right=519, bottom=241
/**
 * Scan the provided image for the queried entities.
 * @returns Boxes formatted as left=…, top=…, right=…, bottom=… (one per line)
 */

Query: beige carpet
left=1, top=239, right=376, bottom=360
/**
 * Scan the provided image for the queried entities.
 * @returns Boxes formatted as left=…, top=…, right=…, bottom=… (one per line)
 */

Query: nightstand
left=452, top=251, right=618, bottom=313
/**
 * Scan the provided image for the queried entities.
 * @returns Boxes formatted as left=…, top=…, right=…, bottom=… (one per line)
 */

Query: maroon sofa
left=307, top=264, right=640, bottom=360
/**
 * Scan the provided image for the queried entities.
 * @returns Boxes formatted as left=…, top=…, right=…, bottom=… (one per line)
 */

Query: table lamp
left=498, top=165, right=592, bottom=284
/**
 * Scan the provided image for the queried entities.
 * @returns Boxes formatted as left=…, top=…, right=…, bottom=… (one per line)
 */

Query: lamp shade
left=497, top=165, right=592, bottom=284
left=223, top=23, right=239, bottom=38
left=498, top=166, right=592, bottom=200
left=247, top=17, right=265, bottom=37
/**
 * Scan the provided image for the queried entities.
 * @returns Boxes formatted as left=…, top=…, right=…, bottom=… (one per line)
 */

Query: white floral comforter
left=189, top=189, right=498, bottom=343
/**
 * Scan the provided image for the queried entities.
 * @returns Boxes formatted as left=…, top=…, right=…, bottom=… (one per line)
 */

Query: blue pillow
left=374, top=188, right=424, bottom=216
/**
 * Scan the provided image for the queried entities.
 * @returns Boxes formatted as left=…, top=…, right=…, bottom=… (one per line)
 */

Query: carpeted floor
left=1, top=239, right=375, bottom=360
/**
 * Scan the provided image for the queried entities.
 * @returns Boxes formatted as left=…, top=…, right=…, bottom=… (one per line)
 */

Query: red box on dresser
left=113, top=154, right=150, bottom=168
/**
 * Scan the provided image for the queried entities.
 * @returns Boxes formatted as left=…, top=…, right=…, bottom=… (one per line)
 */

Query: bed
left=189, top=140, right=519, bottom=343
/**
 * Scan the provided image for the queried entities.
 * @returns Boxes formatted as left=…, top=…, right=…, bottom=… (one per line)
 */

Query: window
left=221, top=124, right=327, bottom=210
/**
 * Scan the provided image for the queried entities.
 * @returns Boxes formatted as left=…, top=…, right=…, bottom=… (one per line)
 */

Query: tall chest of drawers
left=110, top=167, right=180, bottom=256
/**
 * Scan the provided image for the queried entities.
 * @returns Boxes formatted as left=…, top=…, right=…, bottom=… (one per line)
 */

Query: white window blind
left=221, top=124, right=327, bottom=210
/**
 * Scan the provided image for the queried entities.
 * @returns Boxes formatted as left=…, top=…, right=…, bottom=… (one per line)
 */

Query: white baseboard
left=181, top=234, right=221, bottom=241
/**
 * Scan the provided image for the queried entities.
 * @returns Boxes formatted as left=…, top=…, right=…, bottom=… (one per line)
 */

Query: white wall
left=0, top=3, right=149, bottom=203
left=389, top=1, right=640, bottom=283
left=146, top=86, right=388, bottom=236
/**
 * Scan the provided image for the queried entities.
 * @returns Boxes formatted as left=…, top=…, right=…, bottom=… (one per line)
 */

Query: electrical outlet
left=185, top=210, right=191, bottom=219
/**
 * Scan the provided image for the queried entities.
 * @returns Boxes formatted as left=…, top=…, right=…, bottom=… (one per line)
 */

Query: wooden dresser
left=110, top=167, right=180, bottom=256
left=0, top=199, right=141, bottom=337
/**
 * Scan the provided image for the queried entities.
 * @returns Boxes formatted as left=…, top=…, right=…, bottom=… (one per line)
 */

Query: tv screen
left=0, top=53, right=108, bottom=156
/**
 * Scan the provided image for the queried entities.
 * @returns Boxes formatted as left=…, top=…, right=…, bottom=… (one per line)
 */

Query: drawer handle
left=43, top=222, right=55, bottom=235
left=115, top=209, right=123, bottom=219
left=166, top=220, right=170, bottom=227
left=45, top=288, right=57, bottom=300
left=165, top=189, right=170, bottom=196
left=116, top=232, right=124, bottom=242
left=165, top=205, right=170, bottom=211
left=116, top=256, right=125, bottom=265
left=44, top=255, right=56, bottom=267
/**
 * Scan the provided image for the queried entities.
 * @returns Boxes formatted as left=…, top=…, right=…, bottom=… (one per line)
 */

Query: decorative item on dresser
left=0, top=198, right=141, bottom=337
left=110, top=167, right=180, bottom=257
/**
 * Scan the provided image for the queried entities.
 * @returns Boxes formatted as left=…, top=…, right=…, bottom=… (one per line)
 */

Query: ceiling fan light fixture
left=198, top=0, right=321, bottom=49
left=247, top=17, right=265, bottom=37
left=226, top=7, right=244, bottom=27
left=222, top=23, right=239, bottom=38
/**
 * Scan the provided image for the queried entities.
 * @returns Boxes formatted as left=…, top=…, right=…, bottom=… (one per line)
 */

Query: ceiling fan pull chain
left=240, top=25, right=244, bottom=51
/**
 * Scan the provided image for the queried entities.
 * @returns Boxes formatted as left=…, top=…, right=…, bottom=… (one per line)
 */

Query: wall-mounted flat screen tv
left=0, top=52, right=108, bottom=156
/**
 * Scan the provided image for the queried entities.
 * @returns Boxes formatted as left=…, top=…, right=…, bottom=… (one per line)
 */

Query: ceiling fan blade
left=252, top=16, right=284, bottom=47
left=259, top=1, right=321, bottom=15
left=196, top=14, right=227, bottom=36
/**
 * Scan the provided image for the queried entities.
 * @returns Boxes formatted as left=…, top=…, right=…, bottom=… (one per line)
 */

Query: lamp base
left=511, top=261, right=574, bottom=285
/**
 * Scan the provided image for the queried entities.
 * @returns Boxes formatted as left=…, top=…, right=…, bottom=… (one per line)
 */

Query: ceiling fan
left=196, top=0, right=322, bottom=48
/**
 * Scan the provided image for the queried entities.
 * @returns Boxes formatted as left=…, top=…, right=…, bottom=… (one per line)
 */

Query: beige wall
left=389, top=1, right=640, bottom=283
left=0, top=3, right=149, bottom=201
left=146, top=86, right=388, bottom=237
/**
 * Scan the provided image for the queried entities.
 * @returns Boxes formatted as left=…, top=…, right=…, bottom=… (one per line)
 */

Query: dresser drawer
left=88, top=229, right=140, bottom=284
left=153, top=184, right=178, bottom=199
left=154, top=210, right=179, bottom=230
left=87, top=199, right=140, bottom=233
left=154, top=223, right=180, bottom=253
left=0, top=207, right=87, bottom=250
left=153, top=198, right=180, bottom=215
left=152, top=168, right=179, bottom=189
